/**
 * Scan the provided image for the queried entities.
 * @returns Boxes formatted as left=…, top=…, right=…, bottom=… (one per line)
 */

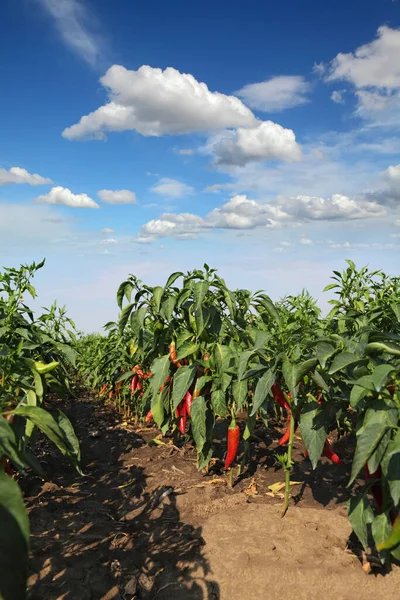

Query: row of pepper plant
left=0, top=260, right=81, bottom=600
left=76, top=260, right=400, bottom=568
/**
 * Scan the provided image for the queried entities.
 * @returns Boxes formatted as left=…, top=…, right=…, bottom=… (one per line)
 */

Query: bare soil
left=22, top=395, right=400, bottom=600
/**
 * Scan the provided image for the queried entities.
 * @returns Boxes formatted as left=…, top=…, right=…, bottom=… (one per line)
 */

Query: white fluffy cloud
left=101, top=227, right=115, bottom=233
left=135, top=190, right=385, bottom=242
left=331, top=90, right=345, bottom=104
left=35, top=186, right=99, bottom=208
left=0, top=166, right=52, bottom=186
left=209, top=121, right=302, bottom=166
left=325, top=26, right=400, bottom=123
left=327, top=26, right=400, bottom=89
left=151, top=178, right=195, bottom=198
left=62, top=64, right=257, bottom=140
left=97, top=189, right=137, bottom=204
left=367, top=163, right=400, bottom=206
left=277, top=193, right=385, bottom=220
left=236, top=76, right=311, bottom=112
left=36, top=0, right=104, bottom=67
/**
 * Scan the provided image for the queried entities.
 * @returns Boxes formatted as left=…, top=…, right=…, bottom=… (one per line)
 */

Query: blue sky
left=1, top=0, right=399, bottom=331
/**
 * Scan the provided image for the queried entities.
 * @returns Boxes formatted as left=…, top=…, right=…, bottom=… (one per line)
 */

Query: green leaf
left=151, top=286, right=164, bottom=314
left=191, top=396, right=207, bottom=454
left=365, top=342, right=400, bottom=357
left=300, top=401, right=326, bottom=469
left=119, top=302, right=134, bottom=331
left=251, top=369, right=274, bottom=416
left=214, top=344, right=234, bottom=375
left=323, top=283, right=338, bottom=292
left=350, top=385, right=367, bottom=408
left=193, top=280, right=209, bottom=309
left=316, top=342, right=336, bottom=369
left=32, top=370, right=43, bottom=400
left=149, top=355, right=171, bottom=398
left=369, top=364, right=396, bottom=392
left=232, top=379, right=248, bottom=411
left=253, top=330, right=269, bottom=351
left=175, top=342, right=199, bottom=361
left=238, top=350, right=255, bottom=381
left=295, top=358, right=318, bottom=384
left=382, top=430, right=400, bottom=505
left=172, top=365, right=197, bottom=410
left=391, top=303, right=400, bottom=323
left=0, top=418, right=27, bottom=472
left=328, top=351, right=361, bottom=374
left=160, top=296, right=176, bottom=321
left=0, top=470, right=29, bottom=600
left=194, top=305, right=210, bottom=338
left=211, top=389, right=228, bottom=417
left=372, top=513, right=391, bottom=560
left=347, top=494, right=374, bottom=550
left=151, top=393, right=164, bottom=429
left=349, top=406, right=397, bottom=485
left=282, top=360, right=296, bottom=400
left=311, top=369, right=329, bottom=393
left=165, top=271, right=183, bottom=289
left=12, top=406, right=81, bottom=473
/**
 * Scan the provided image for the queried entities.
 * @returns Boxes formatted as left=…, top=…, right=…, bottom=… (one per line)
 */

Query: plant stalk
left=281, top=412, right=296, bottom=518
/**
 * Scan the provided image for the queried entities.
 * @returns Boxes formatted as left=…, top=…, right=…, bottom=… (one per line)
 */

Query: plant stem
left=281, top=412, right=296, bottom=518
left=227, top=468, right=233, bottom=488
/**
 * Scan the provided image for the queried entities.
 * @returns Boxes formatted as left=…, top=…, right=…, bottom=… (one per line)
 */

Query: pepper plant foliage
left=0, top=260, right=81, bottom=600
left=78, top=260, right=400, bottom=564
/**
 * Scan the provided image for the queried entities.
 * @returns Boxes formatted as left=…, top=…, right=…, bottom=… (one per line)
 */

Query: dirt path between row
left=23, top=396, right=400, bottom=600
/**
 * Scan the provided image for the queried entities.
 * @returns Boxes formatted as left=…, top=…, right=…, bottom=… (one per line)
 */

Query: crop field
left=1, top=259, right=400, bottom=600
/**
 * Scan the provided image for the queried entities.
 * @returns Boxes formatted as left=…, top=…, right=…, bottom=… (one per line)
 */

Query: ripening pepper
left=278, top=413, right=298, bottom=446
left=145, top=409, right=153, bottom=423
left=272, top=383, right=291, bottom=412
left=175, top=399, right=187, bottom=434
left=304, top=439, right=342, bottom=465
left=224, top=414, right=240, bottom=470
left=130, top=375, right=138, bottom=393
left=34, top=361, right=59, bottom=374
left=185, top=391, right=192, bottom=417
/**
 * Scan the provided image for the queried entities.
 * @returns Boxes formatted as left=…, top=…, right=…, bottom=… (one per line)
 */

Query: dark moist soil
left=22, top=395, right=400, bottom=600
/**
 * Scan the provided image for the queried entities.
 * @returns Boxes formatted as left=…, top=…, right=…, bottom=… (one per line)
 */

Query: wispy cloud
left=35, top=0, right=106, bottom=68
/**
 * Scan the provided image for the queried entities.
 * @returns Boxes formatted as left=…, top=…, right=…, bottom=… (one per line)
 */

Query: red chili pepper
left=185, top=391, right=192, bottom=417
left=224, top=415, right=240, bottom=470
left=175, top=399, right=187, bottom=434
left=278, top=413, right=298, bottom=446
left=159, top=375, right=171, bottom=392
left=364, top=464, right=383, bottom=510
left=169, top=342, right=178, bottom=364
left=304, top=439, right=342, bottom=465
left=136, top=380, right=142, bottom=392
left=130, top=375, right=138, bottom=393
left=272, top=383, right=291, bottom=412
left=145, top=410, right=153, bottom=423
left=322, top=439, right=342, bottom=465
left=387, top=384, right=395, bottom=395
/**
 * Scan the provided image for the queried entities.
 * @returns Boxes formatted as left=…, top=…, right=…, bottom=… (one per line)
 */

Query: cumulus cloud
left=62, top=64, right=257, bottom=140
left=366, top=163, right=400, bottom=206
left=331, top=90, right=345, bottom=104
left=97, top=189, right=137, bottom=204
left=277, top=193, right=385, bottom=220
left=35, top=0, right=105, bottom=67
left=135, top=191, right=385, bottom=242
left=236, top=76, right=311, bottom=112
left=326, top=26, right=400, bottom=123
left=151, top=178, right=195, bottom=198
left=0, top=166, right=52, bottom=186
left=100, top=237, right=117, bottom=245
left=326, top=26, right=400, bottom=89
left=209, top=121, right=302, bottom=166
left=101, top=227, right=115, bottom=233
left=35, top=186, right=99, bottom=208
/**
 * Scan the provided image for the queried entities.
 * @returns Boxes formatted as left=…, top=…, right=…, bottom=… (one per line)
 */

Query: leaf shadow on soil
left=24, top=399, right=220, bottom=600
